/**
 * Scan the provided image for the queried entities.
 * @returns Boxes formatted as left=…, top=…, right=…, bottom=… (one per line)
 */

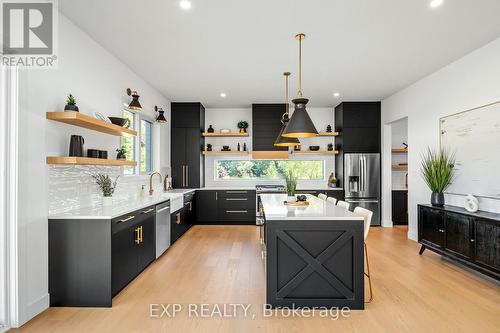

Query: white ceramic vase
left=102, top=196, right=113, bottom=206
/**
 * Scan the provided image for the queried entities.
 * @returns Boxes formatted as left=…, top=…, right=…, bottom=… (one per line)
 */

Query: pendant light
left=155, top=105, right=167, bottom=123
left=274, top=72, right=300, bottom=147
left=126, top=88, right=142, bottom=111
left=282, top=33, right=318, bottom=138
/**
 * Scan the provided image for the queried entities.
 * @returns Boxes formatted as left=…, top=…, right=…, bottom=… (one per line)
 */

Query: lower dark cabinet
left=392, top=190, right=408, bottom=225
left=112, top=208, right=156, bottom=296
left=296, top=189, right=344, bottom=201
left=195, top=190, right=256, bottom=224
left=418, top=204, right=500, bottom=280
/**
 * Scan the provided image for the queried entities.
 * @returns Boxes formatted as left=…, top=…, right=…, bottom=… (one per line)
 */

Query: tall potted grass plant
left=420, top=148, right=456, bottom=206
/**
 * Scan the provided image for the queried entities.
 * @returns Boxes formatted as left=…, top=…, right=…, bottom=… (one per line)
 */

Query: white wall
left=203, top=107, right=336, bottom=188
left=381, top=37, right=500, bottom=240
left=15, top=14, right=170, bottom=327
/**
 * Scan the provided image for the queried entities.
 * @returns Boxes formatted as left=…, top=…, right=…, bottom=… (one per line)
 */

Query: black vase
left=207, top=125, right=214, bottom=133
left=431, top=192, right=445, bottom=207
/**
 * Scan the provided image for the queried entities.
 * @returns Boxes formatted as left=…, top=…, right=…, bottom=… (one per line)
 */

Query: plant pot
left=239, top=128, right=247, bottom=133
left=430, top=192, right=444, bottom=207
left=116, top=153, right=126, bottom=160
left=102, top=196, right=113, bottom=206
left=287, top=196, right=297, bottom=203
left=64, top=104, right=79, bottom=112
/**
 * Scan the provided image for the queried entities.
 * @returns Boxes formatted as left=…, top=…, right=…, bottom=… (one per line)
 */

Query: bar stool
left=318, top=193, right=327, bottom=201
left=326, top=197, right=337, bottom=205
left=354, top=206, right=374, bottom=303
left=336, top=200, right=350, bottom=210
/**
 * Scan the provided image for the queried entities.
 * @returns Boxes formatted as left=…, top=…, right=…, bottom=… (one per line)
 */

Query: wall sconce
left=155, top=105, right=167, bottom=123
left=126, top=88, right=142, bottom=110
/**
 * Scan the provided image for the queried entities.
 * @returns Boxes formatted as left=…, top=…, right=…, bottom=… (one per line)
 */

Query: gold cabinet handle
left=134, top=227, right=140, bottom=244
left=139, top=226, right=143, bottom=243
left=141, top=208, right=154, bottom=214
left=188, top=201, right=193, bottom=211
left=176, top=212, right=181, bottom=224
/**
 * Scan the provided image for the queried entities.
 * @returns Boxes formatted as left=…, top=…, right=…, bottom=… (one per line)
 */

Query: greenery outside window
left=122, top=110, right=154, bottom=175
left=216, top=160, right=324, bottom=180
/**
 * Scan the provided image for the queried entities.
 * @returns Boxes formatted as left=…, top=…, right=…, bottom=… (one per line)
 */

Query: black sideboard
left=418, top=204, right=500, bottom=280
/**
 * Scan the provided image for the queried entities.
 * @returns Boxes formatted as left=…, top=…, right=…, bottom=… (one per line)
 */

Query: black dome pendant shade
left=281, top=33, right=318, bottom=138
left=282, top=97, right=318, bottom=138
left=274, top=113, right=300, bottom=147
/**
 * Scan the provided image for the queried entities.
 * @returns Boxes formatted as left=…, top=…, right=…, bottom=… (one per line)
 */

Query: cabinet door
left=392, top=191, right=407, bottom=225
left=326, top=190, right=344, bottom=202
left=171, top=210, right=181, bottom=244
left=185, top=128, right=201, bottom=188
left=196, top=191, right=218, bottom=222
left=171, top=128, right=186, bottom=188
left=112, top=226, right=137, bottom=296
left=341, top=102, right=381, bottom=128
left=342, top=127, right=380, bottom=153
left=136, top=216, right=156, bottom=273
left=419, top=207, right=445, bottom=248
left=171, top=102, right=202, bottom=128
left=444, top=212, right=472, bottom=260
left=474, top=219, right=500, bottom=272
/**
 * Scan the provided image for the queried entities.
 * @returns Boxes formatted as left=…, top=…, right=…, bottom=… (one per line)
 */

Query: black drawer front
left=218, top=190, right=255, bottom=198
left=218, top=208, right=256, bottom=222
left=112, top=205, right=156, bottom=234
left=218, top=197, right=255, bottom=210
left=184, top=191, right=195, bottom=204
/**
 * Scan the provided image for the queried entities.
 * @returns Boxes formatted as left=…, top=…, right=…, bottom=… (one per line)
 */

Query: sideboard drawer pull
left=141, top=208, right=155, bottom=214
left=226, top=210, right=248, bottom=213
left=118, top=216, right=135, bottom=223
left=226, top=198, right=248, bottom=201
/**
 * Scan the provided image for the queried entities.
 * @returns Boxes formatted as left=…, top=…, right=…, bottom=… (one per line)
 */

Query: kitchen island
left=260, top=194, right=365, bottom=309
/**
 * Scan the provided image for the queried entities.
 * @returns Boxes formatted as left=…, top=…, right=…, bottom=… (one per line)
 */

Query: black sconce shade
left=127, top=88, right=142, bottom=110
left=155, top=105, right=167, bottom=123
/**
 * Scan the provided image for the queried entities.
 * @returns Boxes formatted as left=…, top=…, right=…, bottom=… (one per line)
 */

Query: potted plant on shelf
left=116, top=146, right=127, bottom=160
left=64, top=94, right=79, bottom=112
left=92, top=174, right=119, bottom=206
left=237, top=120, right=249, bottom=133
left=420, top=148, right=456, bottom=207
left=285, top=169, right=298, bottom=203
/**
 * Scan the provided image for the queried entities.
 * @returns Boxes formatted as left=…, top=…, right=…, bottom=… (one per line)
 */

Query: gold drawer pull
left=119, top=216, right=135, bottom=223
left=141, top=208, right=154, bottom=214
left=176, top=212, right=181, bottom=224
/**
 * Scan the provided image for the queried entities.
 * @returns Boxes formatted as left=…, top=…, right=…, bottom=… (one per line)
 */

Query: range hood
left=252, top=104, right=291, bottom=159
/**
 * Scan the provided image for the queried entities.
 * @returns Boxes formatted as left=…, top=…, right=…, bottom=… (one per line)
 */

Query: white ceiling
left=59, top=0, right=500, bottom=108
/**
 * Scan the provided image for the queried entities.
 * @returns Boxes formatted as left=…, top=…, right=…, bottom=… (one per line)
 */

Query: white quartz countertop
left=260, top=194, right=363, bottom=221
left=49, top=189, right=196, bottom=220
left=197, top=186, right=343, bottom=191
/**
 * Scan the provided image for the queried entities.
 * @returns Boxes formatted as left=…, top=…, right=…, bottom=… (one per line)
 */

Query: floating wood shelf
left=317, top=132, right=339, bottom=137
left=202, top=151, right=249, bottom=155
left=292, top=150, right=339, bottom=155
left=46, top=112, right=137, bottom=137
left=202, top=132, right=249, bottom=137
left=392, top=147, right=408, bottom=153
left=46, top=156, right=137, bottom=166
left=392, top=164, right=408, bottom=170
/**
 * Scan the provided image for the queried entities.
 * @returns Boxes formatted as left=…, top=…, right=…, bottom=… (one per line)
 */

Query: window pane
left=216, top=160, right=324, bottom=180
left=140, top=119, right=153, bottom=173
left=122, top=110, right=136, bottom=175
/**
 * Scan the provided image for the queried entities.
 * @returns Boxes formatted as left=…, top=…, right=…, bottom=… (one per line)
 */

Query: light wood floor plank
left=10, top=225, right=500, bottom=333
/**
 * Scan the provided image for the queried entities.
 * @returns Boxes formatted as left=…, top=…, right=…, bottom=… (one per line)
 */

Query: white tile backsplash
left=48, top=165, right=164, bottom=215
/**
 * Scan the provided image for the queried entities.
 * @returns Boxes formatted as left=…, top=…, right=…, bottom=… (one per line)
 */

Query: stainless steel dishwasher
left=155, top=200, right=171, bottom=258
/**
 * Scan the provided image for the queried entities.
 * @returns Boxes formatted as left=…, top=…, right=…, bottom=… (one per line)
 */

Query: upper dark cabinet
left=252, top=104, right=287, bottom=151
left=171, top=102, right=205, bottom=129
left=335, top=102, right=381, bottom=153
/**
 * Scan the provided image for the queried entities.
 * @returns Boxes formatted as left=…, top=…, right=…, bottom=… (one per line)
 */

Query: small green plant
left=285, top=169, right=298, bottom=197
left=66, top=94, right=76, bottom=106
left=116, top=146, right=127, bottom=159
left=237, top=120, right=249, bottom=129
left=420, top=148, right=456, bottom=193
left=92, top=174, right=119, bottom=197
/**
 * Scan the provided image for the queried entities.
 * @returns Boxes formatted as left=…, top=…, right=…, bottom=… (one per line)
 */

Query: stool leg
left=364, top=243, right=373, bottom=303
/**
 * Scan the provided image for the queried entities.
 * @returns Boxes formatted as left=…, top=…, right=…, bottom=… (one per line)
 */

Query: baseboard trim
left=22, top=293, right=49, bottom=327
left=0, top=324, right=9, bottom=333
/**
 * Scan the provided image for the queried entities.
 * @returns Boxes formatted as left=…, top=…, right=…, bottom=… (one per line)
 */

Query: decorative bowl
left=309, top=146, right=320, bottom=151
left=108, top=117, right=130, bottom=127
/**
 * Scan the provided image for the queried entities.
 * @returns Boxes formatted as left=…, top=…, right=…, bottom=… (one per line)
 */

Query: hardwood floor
left=12, top=226, right=500, bottom=333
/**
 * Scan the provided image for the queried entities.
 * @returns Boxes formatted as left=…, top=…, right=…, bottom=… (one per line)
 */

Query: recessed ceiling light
left=333, top=92, right=340, bottom=98
left=179, top=0, right=192, bottom=10
left=220, top=92, right=226, bottom=98
left=429, top=0, right=443, bottom=8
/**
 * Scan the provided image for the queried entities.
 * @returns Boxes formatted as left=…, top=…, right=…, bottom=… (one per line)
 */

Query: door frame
left=0, top=64, right=20, bottom=330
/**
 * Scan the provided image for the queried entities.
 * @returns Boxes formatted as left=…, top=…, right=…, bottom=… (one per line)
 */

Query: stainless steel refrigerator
left=344, top=153, right=381, bottom=226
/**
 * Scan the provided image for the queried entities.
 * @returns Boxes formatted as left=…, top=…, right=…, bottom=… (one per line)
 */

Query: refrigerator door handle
left=363, top=156, right=367, bottom=192
left=358, top=157, right=363, bottom=191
